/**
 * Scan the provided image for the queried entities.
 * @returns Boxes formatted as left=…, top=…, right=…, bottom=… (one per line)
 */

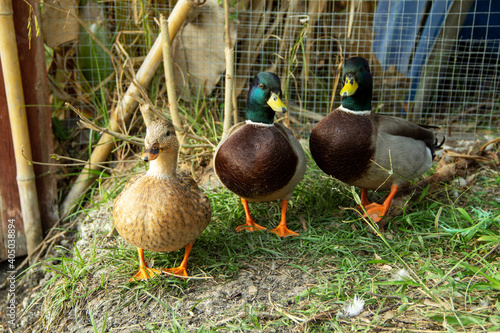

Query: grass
left=16, top=145, right=500, bottom=332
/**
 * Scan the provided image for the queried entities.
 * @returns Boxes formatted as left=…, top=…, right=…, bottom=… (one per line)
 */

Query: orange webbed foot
left=269, top=224, right=299, bottom=238
left=130, top=248, right=162, bottom=282
left=128, top=267, right=161, bottom=282
left=162, top=266, right=189, bottom=278
left=363, top=203, right=388, bottom=223
left=358, top=185, right=399, bottom=223
left=237, top=198, right=267, bottom=233
left=129, top=266, right=161, bottom=282
left=269, top=200, right=299, bottom=238
left=236, top=221, right=267, bottom=233
left=161, top=243, right=193, bottom=279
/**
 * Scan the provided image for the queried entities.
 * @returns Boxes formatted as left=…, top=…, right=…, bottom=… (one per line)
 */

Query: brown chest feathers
left=215, top=124, right=298, bottom=199
left=113, top=174, right=211, bottom=252
left=310, top=110, right=374, bottom=183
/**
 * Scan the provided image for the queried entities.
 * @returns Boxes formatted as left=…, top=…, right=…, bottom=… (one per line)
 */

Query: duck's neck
left=341, top=91, right=372, bottom=112
left=147, top=153, right=177, bottom=177
left=245, top=103, right=275, bottom=125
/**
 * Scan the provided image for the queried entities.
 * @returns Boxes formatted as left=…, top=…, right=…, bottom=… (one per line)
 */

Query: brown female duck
left=214, top=72, right=306, bottom=238
left=113, top=119, right=211, bottom=281
left=310, top=57, right=443, bottom=223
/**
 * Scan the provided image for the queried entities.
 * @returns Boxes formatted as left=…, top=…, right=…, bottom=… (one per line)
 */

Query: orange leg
left=360, top=188, right=370, bottom=207
left=236, top=198, right=267, bottom=232
left=130, top=247, right=161, bottom=282
left=269, top=200, right=299, bottom=238
left=162, top=243, right=193, bottom=278
left=362, top=184, right=399, bottom=223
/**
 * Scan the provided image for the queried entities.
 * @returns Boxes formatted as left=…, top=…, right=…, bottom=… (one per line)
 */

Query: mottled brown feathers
left=113, top=173, right=210, bottom=253
left=113, top=119, right=211, bottom=254
left=310, top=110, right=374, bottom=183
left=215, top=124, right=298, bottom=199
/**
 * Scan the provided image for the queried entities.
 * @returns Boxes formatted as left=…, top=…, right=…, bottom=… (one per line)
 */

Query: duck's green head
left=246, top=72, right=287, bottom=124
left=340, top=57, right=372, bottom=112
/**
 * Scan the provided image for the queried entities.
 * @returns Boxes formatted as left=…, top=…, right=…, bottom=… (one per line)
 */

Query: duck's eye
left=258, top=83, right=264, bottom=89
left=166, top=130, right=171, bottom=136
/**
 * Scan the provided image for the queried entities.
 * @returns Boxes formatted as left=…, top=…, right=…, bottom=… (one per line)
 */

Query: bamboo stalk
left=138, top=103, right=154, bottom=126
left=160, top=14, right=185, bottom=147
left=222, top=0, right=234, bottom=137
left=60, top=0, right=195, bottom=217
left=0, top=0, right=43, bottom=261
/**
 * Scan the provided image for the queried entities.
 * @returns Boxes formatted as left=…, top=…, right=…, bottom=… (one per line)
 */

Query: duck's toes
left=162, top=266, right=189, bottom=278
left=236, top=221, right=267, bottom=233
left=270, top=224, right=299, bottom=238
left=129, top=266, right=161, bottom=282
left=362, top=203, right=387, bottom=223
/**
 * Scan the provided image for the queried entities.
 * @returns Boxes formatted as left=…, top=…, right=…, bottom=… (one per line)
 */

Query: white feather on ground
left=337, top=295, right=365, bottom=318
left=390, top=268, right=410, bottom=281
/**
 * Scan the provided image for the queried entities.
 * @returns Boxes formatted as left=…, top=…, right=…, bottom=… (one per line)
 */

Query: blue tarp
left=372, top=0, right=500, bottom=107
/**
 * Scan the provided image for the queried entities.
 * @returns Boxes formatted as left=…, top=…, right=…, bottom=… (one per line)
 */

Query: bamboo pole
left=0, top=0, right=43, bottom=260
left=60, top=0, right=195, bottom=217
left=160, top=14, right=185, bottom=147
left=222, top=0, right=234, bottom=137
left=139, top=103, right=154, bottom=126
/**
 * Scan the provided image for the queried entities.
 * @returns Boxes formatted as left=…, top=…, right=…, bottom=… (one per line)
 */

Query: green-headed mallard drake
left=214, top=72, right=306, bottom=238
left=113, top=119, right=211, bottom=281
left=309, top=57, right=443, bottom=223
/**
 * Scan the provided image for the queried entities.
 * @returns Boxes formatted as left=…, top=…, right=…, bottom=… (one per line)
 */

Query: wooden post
left=0, top=0, right=43, bottom=260
left=15, top=0, right=59, bottom=232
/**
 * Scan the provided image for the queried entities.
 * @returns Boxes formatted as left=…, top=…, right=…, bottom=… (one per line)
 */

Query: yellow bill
left=267, top=92, right=287, bottom=113
left=340, top=75, right=359, bottom=97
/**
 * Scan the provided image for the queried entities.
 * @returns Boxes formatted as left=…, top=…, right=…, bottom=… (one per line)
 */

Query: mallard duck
left=113, top=119, right=211, bottom=281
left=309, top=57, right=443, bottom=223
left=214, top=72, right=306, bottom=238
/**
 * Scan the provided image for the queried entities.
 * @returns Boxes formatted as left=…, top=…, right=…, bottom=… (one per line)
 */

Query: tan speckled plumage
left=113, top=120, right=211, bottom=280
left=113, top=172, right=210, bottom=252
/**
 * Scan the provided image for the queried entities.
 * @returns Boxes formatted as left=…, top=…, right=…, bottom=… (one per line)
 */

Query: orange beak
left=141, top=143, right=161, bottom=162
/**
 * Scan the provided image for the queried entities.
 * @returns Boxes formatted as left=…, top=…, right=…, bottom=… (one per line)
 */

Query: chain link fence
left=43, top=0, right=500, bottom=140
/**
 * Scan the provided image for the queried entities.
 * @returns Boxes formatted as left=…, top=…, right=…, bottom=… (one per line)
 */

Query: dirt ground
left=1, top=206, right=324, bottom=333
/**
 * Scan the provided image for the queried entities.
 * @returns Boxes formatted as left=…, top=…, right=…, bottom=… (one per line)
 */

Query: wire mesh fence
left=43, top=0, right=500, bottom=142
